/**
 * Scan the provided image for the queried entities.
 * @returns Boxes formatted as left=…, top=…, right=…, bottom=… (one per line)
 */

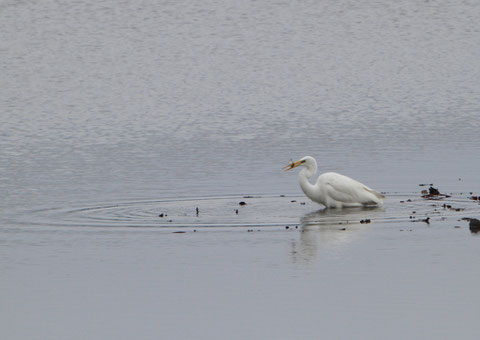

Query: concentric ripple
left=7, top=193, right=480, bottom=229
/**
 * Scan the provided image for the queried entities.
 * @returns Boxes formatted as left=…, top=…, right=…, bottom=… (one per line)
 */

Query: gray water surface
left=1, top=0, right=480, bottom=339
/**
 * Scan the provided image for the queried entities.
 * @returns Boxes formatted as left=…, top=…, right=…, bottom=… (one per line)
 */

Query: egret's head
left=283, top=156, right=314, bottom=171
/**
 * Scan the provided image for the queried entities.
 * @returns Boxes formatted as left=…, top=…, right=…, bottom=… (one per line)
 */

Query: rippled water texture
left=4, top=194, right=480, bottom=229
left=1, top=0, right=480, bottom=339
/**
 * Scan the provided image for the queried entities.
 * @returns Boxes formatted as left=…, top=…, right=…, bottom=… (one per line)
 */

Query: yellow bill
left=283, top=159, right=302, bottom=171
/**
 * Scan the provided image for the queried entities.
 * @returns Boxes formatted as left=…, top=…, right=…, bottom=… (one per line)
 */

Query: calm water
left=1, top=0, right=480, bottom=339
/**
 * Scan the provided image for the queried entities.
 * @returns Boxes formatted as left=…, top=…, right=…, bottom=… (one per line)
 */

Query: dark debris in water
left=442, top=204, right=464, bottom=212
left=239, top=201, right=247, bottom=206
left=422, top=186, right=450, bottom=200
left=411, top=217, right=430, bottom=224
left=360, top=219, right=371, bottom=224
left=464, top=218, right=480, bottom=234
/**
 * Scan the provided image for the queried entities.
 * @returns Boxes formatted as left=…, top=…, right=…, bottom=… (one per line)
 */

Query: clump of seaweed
left=421, top=186, right=450, bottom=200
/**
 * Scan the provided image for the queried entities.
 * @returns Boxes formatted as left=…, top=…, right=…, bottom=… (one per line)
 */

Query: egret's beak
left=283, top=160, right=302, bottom=171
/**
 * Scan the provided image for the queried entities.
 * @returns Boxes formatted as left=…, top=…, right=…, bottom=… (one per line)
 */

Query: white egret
left=283, top=156, right=385, bottom=208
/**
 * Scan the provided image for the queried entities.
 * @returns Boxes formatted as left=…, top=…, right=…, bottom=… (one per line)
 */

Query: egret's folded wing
left=322, top=173, right=381, bottom=204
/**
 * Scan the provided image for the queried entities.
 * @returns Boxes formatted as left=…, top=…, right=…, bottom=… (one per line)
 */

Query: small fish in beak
left=283, top=159, right=302, bottom=171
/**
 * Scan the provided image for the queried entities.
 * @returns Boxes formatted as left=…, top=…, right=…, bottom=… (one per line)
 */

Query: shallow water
left=2, top=0, right=480, bottom=339
left=4, top=194, right=479, bottom=229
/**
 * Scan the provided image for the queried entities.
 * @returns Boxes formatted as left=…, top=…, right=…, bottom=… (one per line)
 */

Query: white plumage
left=284, top=156, right=384, bottom=208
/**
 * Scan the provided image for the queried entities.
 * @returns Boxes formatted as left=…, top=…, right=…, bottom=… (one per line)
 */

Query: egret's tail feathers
left=364, top=187, right=385, bottom=200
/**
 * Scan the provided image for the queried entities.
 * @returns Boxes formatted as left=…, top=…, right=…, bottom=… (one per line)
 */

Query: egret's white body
left=284, top=156, right=385, bottom=208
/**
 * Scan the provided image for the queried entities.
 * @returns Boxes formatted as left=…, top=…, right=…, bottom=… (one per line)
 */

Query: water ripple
left=7, top=194, right=480, bottom=229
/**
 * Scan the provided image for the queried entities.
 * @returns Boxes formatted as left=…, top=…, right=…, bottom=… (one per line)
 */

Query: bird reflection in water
left=290, top=206, right=384, bottom=263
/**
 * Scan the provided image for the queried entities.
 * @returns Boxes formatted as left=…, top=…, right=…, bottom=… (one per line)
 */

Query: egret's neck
left=298, top=166, right=317, bottom=199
